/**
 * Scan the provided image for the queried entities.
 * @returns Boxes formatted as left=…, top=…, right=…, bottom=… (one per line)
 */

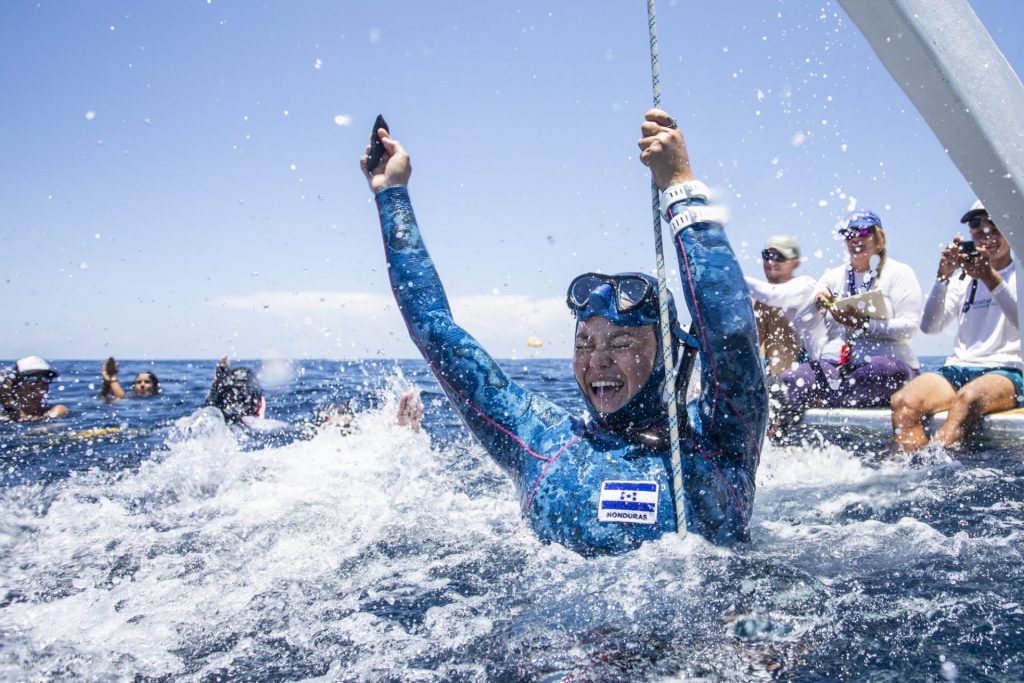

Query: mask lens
left=614, top=277, right=651, bottom=311
left=761, top=249, right=785, bottom=262
left=567, top=274, right=606, bottom=309
left=567, top=274, right=654, bottom=314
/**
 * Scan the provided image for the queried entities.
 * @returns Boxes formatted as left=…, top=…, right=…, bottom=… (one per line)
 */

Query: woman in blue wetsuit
left=362, top=110, right=766, bottom=555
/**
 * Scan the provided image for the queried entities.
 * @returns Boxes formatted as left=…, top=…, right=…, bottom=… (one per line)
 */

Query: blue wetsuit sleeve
left=375, top=186, right=572, bottom=478
left=673, top=207, right=767, bottom=542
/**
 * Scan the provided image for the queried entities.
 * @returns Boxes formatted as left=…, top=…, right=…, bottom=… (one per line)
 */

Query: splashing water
left=0, top=360, right=1022, bottom=680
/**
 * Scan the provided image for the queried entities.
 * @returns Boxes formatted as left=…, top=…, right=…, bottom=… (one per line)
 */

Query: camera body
left=959, top=240, right=978, bottom=256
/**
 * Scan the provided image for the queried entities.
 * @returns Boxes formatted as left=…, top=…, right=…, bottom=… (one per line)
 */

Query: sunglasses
left=967, top=217, right=993, bottom=231
left=840, top=226, right=875, bottom=240
left=761, top=249, right=790, bottom=262
left=567, top=273, right=655, bottom=314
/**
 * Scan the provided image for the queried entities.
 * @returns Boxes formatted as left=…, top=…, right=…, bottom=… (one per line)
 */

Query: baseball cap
left=14, top=356, right=59, bottom=380
left=764, top=235, right=801, bottom=260
left=842, top=209, right=883, bottom=231
left=960, top=200, right=988, bottom=224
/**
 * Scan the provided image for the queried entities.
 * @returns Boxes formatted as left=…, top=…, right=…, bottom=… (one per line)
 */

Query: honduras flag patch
left=598, top=480, right=659, bottom=525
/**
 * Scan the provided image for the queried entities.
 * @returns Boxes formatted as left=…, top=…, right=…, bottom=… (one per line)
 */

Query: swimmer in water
left=1, top=356, right=69, bottom=422
left=314, top=390, right=424, bottom=434
left=204, top=357, right=266, bottom=424
left=362, top=110, right=766, bottom=554
left=98, top=357, right=160, bottom=402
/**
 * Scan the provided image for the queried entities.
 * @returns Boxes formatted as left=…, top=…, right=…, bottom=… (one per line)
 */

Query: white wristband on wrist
left=666, top=205, right=729, bottom=235
left=660, top=180, right=711, bottom=221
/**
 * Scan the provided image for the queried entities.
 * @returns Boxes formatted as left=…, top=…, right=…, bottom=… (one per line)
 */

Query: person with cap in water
left=204, top=357, right=266, bottom=424
left=0, top=356, right=68, bottom=422
left=774, top=210, right=923, bottom=436
left=98, top=357, right=160, bottom=403
left=891, top=200, right=1020, bottom=451
left=361, top=109, right=766, bottom=554
left=745, top=235, right=827, bottom=377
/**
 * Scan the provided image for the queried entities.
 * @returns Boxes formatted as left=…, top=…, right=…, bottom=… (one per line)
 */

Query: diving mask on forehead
left=567, top=272, right=660, bottom=327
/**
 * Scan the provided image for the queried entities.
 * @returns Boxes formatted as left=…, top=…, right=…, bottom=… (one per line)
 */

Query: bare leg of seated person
left=891, top=373, right=957, bottom=452
left=931, top=373, right=1018, bottom=449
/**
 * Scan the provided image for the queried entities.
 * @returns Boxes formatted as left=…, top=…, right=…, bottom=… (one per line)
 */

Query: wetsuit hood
left=571, top=273, right=685, bottom=443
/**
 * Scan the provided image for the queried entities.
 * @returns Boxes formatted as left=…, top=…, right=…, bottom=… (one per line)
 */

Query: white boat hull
left=796, top=408, right=1024, bottom=451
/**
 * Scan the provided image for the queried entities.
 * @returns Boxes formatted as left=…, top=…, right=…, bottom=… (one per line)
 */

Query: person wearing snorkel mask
left=362, top=109, right=766, bottom=554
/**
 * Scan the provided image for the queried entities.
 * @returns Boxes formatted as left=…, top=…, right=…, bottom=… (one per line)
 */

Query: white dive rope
left=645, top=0, right=688, bottom=535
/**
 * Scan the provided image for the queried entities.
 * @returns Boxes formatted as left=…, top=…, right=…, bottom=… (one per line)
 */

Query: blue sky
left=2, top=0, right=1022, bottom=360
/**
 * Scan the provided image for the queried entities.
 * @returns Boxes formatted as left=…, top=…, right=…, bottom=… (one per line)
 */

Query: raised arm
left=922, top=242, right=966, bottom=334
left=639, top=109, right=767, bottom=538
left=99, top=357, right=126, bottom=402
left=363, top=129, right=571, bottom=478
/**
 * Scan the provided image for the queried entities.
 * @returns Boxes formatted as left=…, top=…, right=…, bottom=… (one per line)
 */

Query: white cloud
left=211, top=290, right=572, bottom=358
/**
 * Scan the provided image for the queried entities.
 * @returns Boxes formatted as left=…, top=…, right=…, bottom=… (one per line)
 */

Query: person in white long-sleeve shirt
left=775, top=210, right=922, bottom=436
left=891, top=201, right=1022, bottom=451
left=745, top=235, right=828, bottom=376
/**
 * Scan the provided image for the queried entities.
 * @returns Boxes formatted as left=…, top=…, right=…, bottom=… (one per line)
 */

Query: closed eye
left=609, top=335, right=640, bottom=349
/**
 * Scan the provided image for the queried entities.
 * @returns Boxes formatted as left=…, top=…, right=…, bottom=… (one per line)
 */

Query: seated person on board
left=775, top=210, right=923, bottom=432
left=745, top=235, right=826, bottom=377
left=204, top=357, right=266, bottom=424
left=98, top=357, right=160, bottom=402
left=0, top=356, right=68, bottom=422
left=891, top=201, right=1021, bottom=451
left=363, top=109, right=766, bottom=555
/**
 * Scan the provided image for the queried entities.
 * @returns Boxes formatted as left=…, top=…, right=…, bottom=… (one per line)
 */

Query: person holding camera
left=891, top=201, right=1020, bottom=451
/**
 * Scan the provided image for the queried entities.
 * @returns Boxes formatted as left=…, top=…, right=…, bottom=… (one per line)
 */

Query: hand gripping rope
left=646, top=0, right=688, bottom=535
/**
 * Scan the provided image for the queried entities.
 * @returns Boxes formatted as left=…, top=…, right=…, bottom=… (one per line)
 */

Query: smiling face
left=844, top=226, right=882, bottom=269
left=573, top=316, right=658, bottom=415
left=969, top=218, right=1011, bottom=264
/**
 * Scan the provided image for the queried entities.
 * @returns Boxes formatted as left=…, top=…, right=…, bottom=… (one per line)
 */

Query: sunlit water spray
left=1, top=363, right=1022, bottom=680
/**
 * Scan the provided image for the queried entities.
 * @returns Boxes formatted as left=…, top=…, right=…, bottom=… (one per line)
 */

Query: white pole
left=839, top=0, right=1024, bottom=355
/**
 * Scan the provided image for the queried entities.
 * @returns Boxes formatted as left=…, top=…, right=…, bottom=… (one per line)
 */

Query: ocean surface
left=1, top=358, right=1022, bottom=681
